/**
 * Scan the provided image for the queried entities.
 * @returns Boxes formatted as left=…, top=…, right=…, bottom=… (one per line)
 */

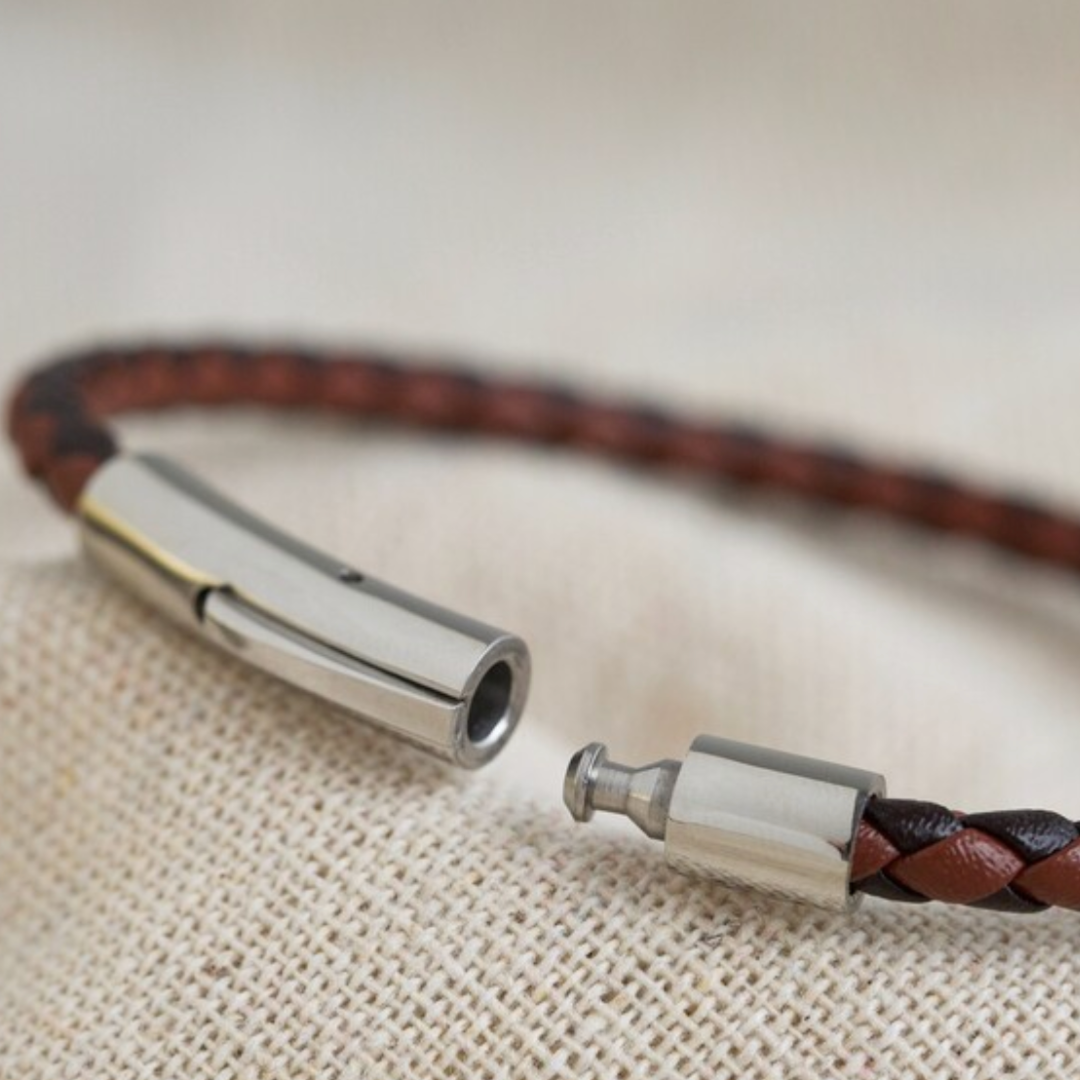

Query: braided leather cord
left=8, top=342, right=1080, bottom=913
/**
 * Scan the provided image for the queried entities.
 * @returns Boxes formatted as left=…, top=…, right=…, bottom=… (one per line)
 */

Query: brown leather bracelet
left=8, top=342, right=1080, bottom=914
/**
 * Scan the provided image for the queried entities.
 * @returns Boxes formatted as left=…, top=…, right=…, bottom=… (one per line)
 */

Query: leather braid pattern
left=852, top=801, right=1080, bottom=912
left=8, top=342, right=1080, bottom=913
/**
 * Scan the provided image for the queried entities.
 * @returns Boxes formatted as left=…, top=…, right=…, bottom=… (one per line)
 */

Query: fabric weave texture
left=3, top=539, right=1080, bottom=1078
left=7, top=3, right=1080, bottom=1075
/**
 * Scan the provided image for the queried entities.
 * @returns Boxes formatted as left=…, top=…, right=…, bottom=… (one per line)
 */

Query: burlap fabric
left=5, top=4, right=1080, bottom=1076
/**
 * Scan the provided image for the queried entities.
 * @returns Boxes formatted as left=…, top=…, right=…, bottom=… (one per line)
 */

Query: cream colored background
left=4, top=3, right=1080, bottom=1076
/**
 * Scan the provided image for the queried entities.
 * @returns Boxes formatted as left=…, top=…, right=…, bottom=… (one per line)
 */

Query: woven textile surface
left=6, top=3, right=1080, bottom=1077
left=4, top=563, right=1080, bottom=1080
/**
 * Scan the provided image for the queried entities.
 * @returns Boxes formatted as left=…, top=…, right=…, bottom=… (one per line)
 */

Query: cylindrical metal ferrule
left=77, top=453, right=530, bottom=768
left=664, top=735, right=884, bottom=910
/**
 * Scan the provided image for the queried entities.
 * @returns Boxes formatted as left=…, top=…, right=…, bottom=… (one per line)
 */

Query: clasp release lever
left=77, top=453, right=530, bottom=767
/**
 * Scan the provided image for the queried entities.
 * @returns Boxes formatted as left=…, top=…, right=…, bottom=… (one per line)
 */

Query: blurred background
left=4, top=1, right=1080, bottom=806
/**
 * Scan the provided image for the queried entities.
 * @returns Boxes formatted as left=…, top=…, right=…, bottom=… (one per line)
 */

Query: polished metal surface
left=78, top=453, right=530, bottom=767
left=564, top=742, right=681, bottom=839
left=564, top=735, right=884, bottom=910
left=665, top=736, right=884, bottom=910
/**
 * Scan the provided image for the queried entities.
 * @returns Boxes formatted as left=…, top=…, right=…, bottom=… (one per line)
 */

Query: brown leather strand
left=7, top=342, right=1080, bottom=913
left=852, top=802, right=1080, bottom=912
left=11, top=343, right=1080, bottom=568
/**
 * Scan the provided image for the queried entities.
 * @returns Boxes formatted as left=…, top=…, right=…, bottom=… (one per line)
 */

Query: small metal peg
left=563, top=742, right=608, bottom=822
left=563, top=742, right=681, bottom=840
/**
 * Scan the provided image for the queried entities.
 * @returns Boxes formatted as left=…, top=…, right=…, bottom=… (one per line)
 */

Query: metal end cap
left=563, top=742, right=608, bottom=822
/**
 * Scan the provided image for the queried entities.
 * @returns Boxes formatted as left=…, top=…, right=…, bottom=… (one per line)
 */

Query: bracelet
left=9, top=342, right=1080, bottom=915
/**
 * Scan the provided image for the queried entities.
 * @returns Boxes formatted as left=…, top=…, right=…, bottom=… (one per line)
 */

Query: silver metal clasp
left=77, top=453, right=530, bottom=768
left=564, top=736, right=885, bottom=910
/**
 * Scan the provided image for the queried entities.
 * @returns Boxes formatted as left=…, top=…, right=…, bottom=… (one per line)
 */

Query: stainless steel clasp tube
left=77, top=453, right=530, bottom=767
left=564, top=736, right=885, bottom=909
